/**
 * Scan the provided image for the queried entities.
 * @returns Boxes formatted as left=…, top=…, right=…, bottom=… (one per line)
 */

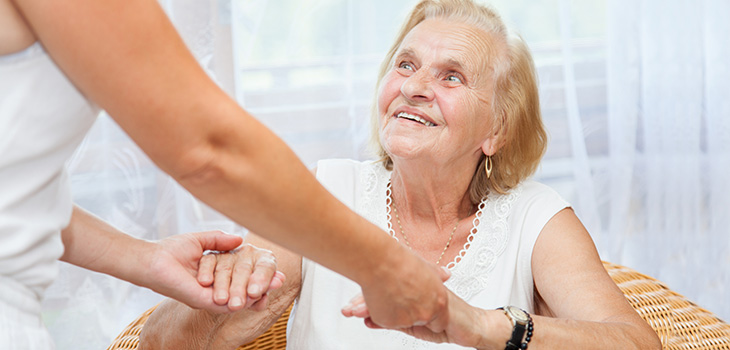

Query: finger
left=438, top=266, right=451, bottom=282
left=424, top=306, right=449, bottom=333
left=197, top=254, right=217, bottom=287
left=247, top=255, right=277, bottom=300
left=195, top=231, right=243, bottom=252
left=247, top=293, right=269, bottom=311
left=166, top=278, right=234, bottom=314
left=344, top=293, right=370, bottom=318
left=364, top=317, right=383, bottom=329
left=212, top=255, right=235, bottom=306
left=268, top=271, right=286, bottom=290
left=198, top=301, right=235, bottom=314
left=350, top=302, right=370, bottom=318
left=341, top=293, right=365, bottom=317
left=249, top=294, right=269, bottom=311
left=227, top=257, right=253, bottom=311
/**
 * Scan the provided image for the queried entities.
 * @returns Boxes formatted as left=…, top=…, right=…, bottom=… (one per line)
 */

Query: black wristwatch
left=498, top=306, right=533, bottom=350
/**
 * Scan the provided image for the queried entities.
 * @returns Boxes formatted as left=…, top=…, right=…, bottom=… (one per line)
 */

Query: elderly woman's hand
left=144, top=232, right=284, bottom=314
left=197, top=243, right=286, bottom=312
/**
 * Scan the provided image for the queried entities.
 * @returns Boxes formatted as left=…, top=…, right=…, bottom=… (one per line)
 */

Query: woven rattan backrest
left=106, top=306, right=157, bottom=350
left=107, top=262, right=730, bottom=350
left=603, top=261, right=730, bottom=349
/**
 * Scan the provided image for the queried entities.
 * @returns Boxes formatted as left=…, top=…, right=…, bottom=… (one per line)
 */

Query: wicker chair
left=107, top=262, right=730, bottom=350
left=106, top=304, right=291, bottom=350
left=602, top=261, right=730, bottom=349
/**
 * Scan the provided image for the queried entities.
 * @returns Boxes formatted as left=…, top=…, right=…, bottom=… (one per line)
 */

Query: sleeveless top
left=0, top=43, right=99, bottom=315
left=287, top=159, right=570, bottom=349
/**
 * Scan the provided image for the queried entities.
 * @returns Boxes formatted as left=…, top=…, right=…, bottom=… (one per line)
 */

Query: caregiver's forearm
left=60, top=206, right=239, bottom=285
left=60, top=205, right=154, bottom=283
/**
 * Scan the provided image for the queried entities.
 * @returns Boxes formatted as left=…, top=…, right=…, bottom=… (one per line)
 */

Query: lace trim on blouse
left=357, top=161, right=521, bottom=301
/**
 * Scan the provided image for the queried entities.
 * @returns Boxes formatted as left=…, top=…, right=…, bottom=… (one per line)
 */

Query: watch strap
left=505, top=311, right=526, bottom=350
left=498, top=306, right=533, bottom=350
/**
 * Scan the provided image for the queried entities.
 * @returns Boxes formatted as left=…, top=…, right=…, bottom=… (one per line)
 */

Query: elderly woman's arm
left=348, top=208, right=661, bottom=350
left=512, top=208, right=660, bottom=349
left=474, top=208, right=660, bottom=349
left=139, top=233, right=302, bottom=350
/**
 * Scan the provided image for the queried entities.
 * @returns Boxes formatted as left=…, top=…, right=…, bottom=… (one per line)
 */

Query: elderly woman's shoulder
left=516, top=180, right=560, bottom=195
left=510, top=180, right=571, bottom=209
left=500, top=180, right=571, bottom=229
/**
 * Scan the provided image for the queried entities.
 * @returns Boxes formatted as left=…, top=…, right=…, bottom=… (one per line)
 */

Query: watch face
left=505, top=306, right=529, bottom=324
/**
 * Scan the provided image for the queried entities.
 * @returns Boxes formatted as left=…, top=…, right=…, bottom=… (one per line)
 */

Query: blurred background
left=42, top=0, right=730, bottom=348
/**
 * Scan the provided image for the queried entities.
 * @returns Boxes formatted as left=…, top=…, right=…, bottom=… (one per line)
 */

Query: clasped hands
left=144, top=231, right=284, bottom=314
left=155, top=231, right=460, bottom=341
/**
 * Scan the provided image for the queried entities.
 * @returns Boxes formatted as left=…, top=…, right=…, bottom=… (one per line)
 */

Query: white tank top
left=0, top=42, right=99, bottom=305
left=287, top=159, right=569, bottom=349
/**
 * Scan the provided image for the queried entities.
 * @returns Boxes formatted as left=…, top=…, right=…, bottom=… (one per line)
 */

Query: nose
left=400, top=69, right=435, bottom=102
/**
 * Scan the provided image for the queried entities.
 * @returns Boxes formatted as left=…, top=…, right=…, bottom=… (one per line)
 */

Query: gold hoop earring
left=485, top=156, right=493, bottom=179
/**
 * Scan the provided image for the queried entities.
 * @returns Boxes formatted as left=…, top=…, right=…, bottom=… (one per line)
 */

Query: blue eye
left=445, top=74, right=463, bottom=83
left=399, top=61, right=414, bottom=71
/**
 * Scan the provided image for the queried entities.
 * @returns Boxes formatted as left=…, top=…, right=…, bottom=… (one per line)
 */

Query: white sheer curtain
left=602, top=0, right=730, bottom=320
left=43, top=0, right=729, bottom=348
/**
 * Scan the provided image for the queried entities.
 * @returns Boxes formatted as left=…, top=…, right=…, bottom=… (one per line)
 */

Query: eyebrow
left=394, top=47, right=417, bottom=60
left=444, top=57, right=468, bottom=73
left=396, top=48, right=470, bottom=72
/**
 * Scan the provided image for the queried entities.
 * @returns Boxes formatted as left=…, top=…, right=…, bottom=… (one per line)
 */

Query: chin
left=385, top=147, right=425, bottom=163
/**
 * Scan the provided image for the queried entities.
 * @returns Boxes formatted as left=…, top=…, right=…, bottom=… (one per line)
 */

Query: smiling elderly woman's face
left=377, top=18, right=501, bottom=167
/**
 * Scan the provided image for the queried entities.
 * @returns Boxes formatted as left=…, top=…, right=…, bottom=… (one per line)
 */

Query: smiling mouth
left=395, top=112, right=435, bottom=127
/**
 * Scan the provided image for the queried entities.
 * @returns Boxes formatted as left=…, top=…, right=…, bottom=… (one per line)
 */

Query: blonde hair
left=369, top=0, right=547, bottom=204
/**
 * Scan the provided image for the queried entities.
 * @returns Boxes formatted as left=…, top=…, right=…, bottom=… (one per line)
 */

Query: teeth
left=396, top=112, right=434, bottom=126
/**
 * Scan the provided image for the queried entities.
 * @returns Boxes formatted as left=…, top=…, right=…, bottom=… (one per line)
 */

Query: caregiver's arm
left=60, top=206, right=251, bottom=313
left=13, top=0, right=447, bottom=329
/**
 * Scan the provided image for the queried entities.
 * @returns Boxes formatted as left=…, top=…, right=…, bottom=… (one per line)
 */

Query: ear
left=480, top=132, right=502, bottom=156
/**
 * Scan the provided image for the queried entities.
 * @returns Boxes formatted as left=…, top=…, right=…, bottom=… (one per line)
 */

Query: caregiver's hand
left=145, top=231, right=281, bottom=313
left=198, top=243, right=286, bottom=312
left=372, top=290, right=499, bottom=349
left=345, top=264, right=451, bottom=330
left=343, top=268, right=498, bottom=349
left=141, top=231, right=249, bottom=313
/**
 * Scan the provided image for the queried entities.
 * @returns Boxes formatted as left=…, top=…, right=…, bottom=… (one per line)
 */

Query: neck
left=389, top=158, right=477, bottom=228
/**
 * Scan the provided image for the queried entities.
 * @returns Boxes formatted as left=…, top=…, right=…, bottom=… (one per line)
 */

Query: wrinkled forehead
left=396, top=18, right=504, bottom=77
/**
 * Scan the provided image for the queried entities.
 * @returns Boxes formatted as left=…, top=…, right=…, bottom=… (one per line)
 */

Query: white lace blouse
left=287, top=159, right=569, bottom=349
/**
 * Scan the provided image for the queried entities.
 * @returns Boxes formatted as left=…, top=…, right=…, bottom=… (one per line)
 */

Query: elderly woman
left=140, top=0, right=661, bottom=349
